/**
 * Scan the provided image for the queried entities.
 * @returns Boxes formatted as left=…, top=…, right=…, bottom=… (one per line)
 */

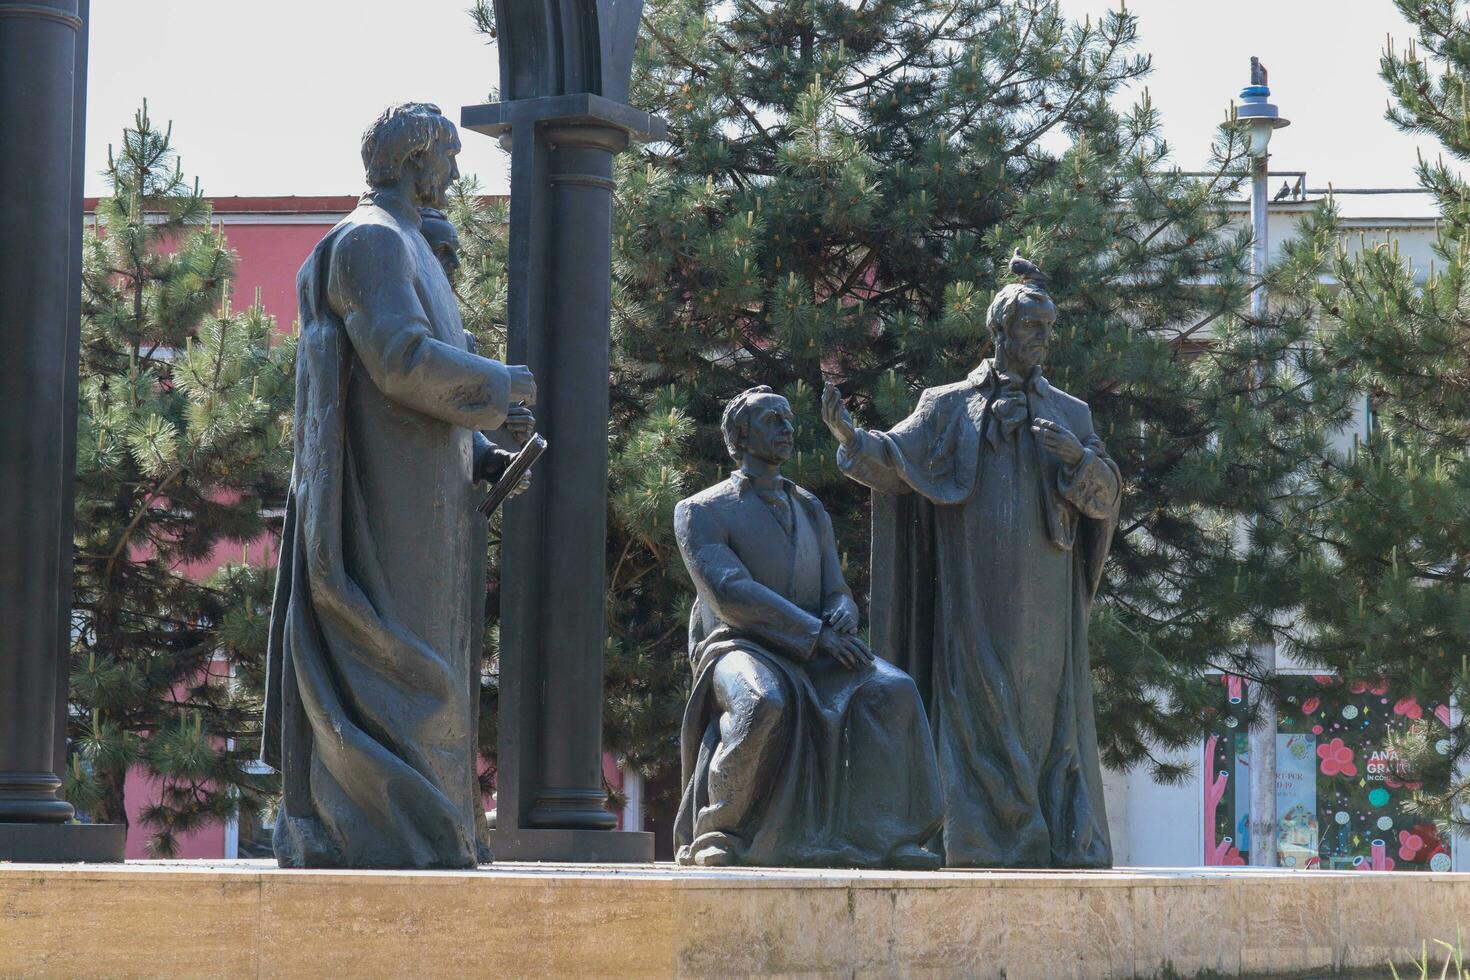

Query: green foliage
left=1390, top=931, right=1468, bottom=980
left=467, top=0, right=1343, bottom=813
left=67, top=104, right=294, bottom=855
left=1275, top=0, right=1470, bottom=827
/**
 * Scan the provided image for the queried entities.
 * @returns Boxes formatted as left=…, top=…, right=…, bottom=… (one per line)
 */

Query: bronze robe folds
left=840, top=360, right=1121, bottom=868
left=262, top=192, right=511, bottom=868
left=673, top=472, right=943, bottom=868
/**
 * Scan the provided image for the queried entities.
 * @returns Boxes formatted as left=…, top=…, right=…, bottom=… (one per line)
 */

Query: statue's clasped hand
left=823, top=593, right=859, bottom=635
left=817, top=624, right=873, bottom=671
left=504, top=403, right=536, bottom=447
left=1032, top=417, right=1085, bottom=467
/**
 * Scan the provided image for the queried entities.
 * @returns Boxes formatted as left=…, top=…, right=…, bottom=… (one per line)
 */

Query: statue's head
left=419, top=207, right=461, bottom=282
left=986, top=273, right=1056, bottom=376
left=722, top=386, right=795, bottom=467
left=361, top=103, right=461, bottom=209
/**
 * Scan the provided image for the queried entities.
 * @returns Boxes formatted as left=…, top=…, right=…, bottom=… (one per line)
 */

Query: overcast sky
left=86, top=0, right=1437, bottom=211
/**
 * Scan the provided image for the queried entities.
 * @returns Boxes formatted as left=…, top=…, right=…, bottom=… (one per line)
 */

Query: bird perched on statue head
left=1009, top=250, right=1047, bottom=287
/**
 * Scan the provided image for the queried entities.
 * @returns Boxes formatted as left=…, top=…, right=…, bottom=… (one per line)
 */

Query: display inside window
left=1204, top=675, right=1452, bottom=871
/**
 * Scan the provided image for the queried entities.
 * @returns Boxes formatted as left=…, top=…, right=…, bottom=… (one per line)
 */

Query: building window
left=235, top=803, right=276, bottom=859
left=1205, top=674, right=1452, bottom=871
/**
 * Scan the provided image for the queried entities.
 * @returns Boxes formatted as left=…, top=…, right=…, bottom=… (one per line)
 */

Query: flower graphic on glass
left=1205, top=675, right=1451, bottom=871
left=1317, top=738, right=1357, bottom=778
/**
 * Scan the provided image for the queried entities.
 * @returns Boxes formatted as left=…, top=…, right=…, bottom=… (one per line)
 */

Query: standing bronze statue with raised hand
left=672, top=387, right=943, bottom=869
left=822, top=254, right=1121, bottom=869
left=262, top=104, right=537, bottom=869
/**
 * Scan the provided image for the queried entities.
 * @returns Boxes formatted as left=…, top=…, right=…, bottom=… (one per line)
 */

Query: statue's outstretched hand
left=817, top=625, right=873, bottom=671
left=823, top=594, right=859, bottom=635
left=821, top=383, right=858, bottom=449
left=1032, top=418, right=1085, bottom=467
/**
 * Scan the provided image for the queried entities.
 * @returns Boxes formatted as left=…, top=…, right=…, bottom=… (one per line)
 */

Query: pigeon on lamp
left=1009, top=249, right=1047, bottom=286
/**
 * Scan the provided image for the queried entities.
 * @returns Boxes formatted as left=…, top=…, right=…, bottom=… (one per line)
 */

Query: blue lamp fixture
left=1238, top=56, right=1290, bottom=157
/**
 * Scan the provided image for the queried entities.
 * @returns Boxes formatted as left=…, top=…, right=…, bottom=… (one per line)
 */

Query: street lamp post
left=1237, top=56, right=1289, bottom=869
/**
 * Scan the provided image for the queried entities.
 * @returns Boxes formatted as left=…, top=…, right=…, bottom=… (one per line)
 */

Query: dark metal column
left=0, top=0, right=123, bottom=861
left=524, top=123, right=627, bottom=832
left=56, top=0, right=89, bottom=789
left=462, top=0, right=663, bottom=862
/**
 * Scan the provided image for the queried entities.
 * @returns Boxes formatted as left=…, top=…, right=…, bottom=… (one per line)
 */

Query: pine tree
left=468, top=1, right=1342, bottom=820
left=1277, top=0, right=1470, bottom=821
left=65, top=104, right=295, bottom=856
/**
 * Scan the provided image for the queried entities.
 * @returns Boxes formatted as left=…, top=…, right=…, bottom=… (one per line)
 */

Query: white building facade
left=1104, top=193, right=1467, bottom=871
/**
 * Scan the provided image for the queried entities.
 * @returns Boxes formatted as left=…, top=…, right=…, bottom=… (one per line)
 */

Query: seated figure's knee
left=745, top=684, right=788, bottom=739
left=714, top=651, right=790, bottom=743
left=861, top=658, right=922, bottom=718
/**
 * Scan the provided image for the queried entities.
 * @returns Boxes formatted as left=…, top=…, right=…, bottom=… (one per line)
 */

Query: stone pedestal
left=0, top=824, right=124, bottom=863
left=485, top=827, right=657, bottom=864
left=3, top=863, right=1469, bottom=977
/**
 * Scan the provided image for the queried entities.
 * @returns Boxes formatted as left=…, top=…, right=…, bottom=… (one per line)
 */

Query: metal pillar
left=0, top=0, right=123, bottom=861
left=461, top=0, right=663, bottom=862
left=1246, top=149, right=1279, bottom=868
left=1238, top=57, right=1288, bottom=869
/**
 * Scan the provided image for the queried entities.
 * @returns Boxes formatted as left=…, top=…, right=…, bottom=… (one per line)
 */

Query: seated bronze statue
left=672, top=386, right=943, bottom=869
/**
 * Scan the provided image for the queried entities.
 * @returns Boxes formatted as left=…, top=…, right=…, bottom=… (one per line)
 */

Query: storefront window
left=236, top=804, right=276, bottom=858
left=1204, top=674, right=1452, bottom=871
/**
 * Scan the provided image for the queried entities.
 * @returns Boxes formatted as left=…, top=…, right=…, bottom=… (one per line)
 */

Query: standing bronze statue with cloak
left=822, top=256, right=1121, bottom=868
left=261, top=104, right=536, bottom=869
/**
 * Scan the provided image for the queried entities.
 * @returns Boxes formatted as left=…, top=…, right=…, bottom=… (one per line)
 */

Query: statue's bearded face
left=412, top=131, right=461, bottom=209
left=1004, top=301, right=1056, bottom=375
left=740, top=394, right=796, bottom=466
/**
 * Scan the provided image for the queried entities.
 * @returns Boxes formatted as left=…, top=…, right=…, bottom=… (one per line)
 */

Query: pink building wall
left=89, top=197, right=345, bottom=857
left=121, top=769, right=227, bottom=859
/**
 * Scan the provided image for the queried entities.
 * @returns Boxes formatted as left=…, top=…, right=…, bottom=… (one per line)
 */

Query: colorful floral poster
left=1204, top=674, right=1451, bottom=871
left=1275, top=733, right=1317, bottom=868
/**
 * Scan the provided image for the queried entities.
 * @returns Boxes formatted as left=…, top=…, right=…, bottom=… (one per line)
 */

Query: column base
left=526, top=787, right=619, bottom=831
left=0, top=770, right=74, bottom=822
left=487, top=828, right=654, bottom=863
left=0, top=822, right=125, bottom=862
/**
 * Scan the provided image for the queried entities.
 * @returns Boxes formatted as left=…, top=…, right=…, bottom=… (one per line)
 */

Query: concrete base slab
left=0, top=822, right=124, bottom=862
left=0, top=862, right=1462, bottom=978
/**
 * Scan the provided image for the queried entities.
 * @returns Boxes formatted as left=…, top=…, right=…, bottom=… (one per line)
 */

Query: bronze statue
left=418, top=206, right=462, bottom=283
left=420, top=206, right=535, bottom=487
left=822, top=255, right=1121, bottom=868
left=261, top=104, right=536, bottom=869
left=673, top=387, right=943, bottom=869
